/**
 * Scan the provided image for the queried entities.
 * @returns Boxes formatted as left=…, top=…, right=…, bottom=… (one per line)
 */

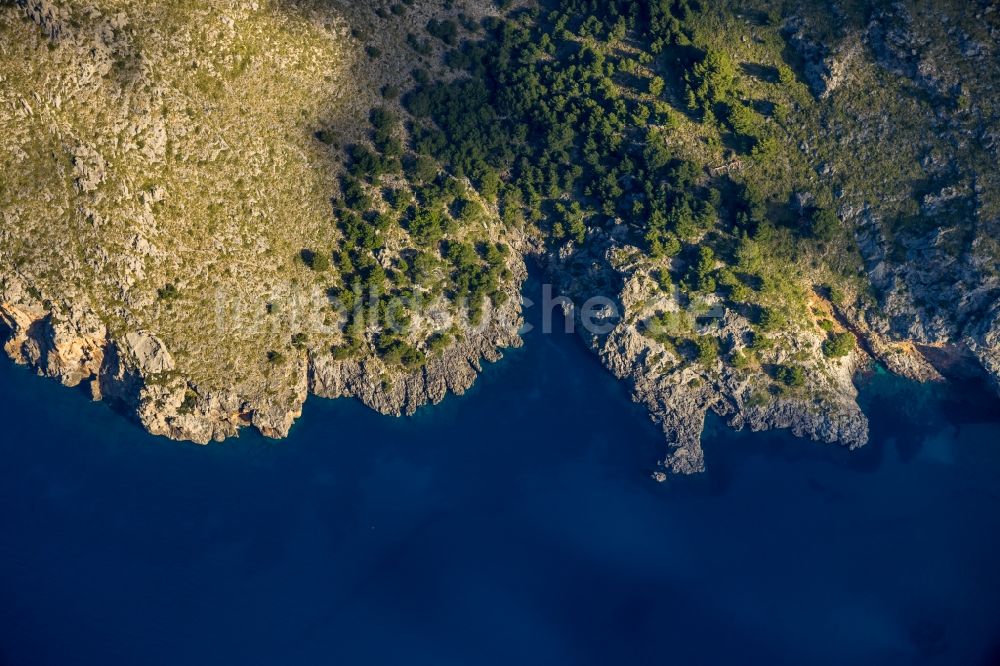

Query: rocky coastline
left=4, top=233, right=1000, bottom=474
left=1, top=261, right=526, bottom=446
left=3, top=0, right=999, bottom=475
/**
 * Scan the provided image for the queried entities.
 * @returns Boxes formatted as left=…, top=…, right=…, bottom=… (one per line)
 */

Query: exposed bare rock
left=136, top=379, right=237, bottom=445
left=967, top=306, right=1000, bottom=397
left=72, top=144, right=106, bottom=194
left=0, top=276, right=106, bottom=388
left=782, top=17, right=859, bottom=99
left=0, top=252, right=527, bottom=446
left=16, top=0, right=68, bottom=41
left=842, top=189, right=1000, bottom=389
left=311, top=267, right=526, bottom=417
left=544, top=240, right=869, bottom=475
left=123, top=331, right=174, bottom=375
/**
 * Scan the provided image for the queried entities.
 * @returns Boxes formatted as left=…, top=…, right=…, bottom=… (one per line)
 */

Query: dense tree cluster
left=822, top=331, right=856, bottom=358
left=320, top=0, right=840, bottom=371
left=316, top=100, right=513, bottom=369
left=402, top=0, right=801, bottom=300
left=775, top=364, right=805, bottom=388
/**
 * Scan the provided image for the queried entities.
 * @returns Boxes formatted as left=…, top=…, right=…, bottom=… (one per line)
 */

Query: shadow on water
left=859, top=365, right=1000, bottom=463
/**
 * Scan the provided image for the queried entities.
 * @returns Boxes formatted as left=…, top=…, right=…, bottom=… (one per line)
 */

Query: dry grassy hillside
left=0, top=0, right=503, bottom=399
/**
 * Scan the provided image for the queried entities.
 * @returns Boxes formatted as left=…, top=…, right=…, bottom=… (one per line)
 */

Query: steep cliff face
left=967, top=307, right=1000, bottom=395
left=824, top=2, right=1000, bottom=394
left=0, top=277, right=106, bottom=389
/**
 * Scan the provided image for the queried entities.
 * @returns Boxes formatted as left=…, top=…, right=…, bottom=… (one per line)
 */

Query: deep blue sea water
left=2, top=278, right=1000, bottom=666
